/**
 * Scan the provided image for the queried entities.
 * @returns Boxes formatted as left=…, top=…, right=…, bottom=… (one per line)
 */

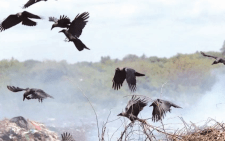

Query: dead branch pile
left=169, top=118, right=225, bottom=141
left=0, top=117, right=60, bottom=141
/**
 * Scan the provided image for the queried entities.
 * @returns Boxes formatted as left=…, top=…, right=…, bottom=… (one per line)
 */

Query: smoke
left=1, top=62, right=225, bottom=140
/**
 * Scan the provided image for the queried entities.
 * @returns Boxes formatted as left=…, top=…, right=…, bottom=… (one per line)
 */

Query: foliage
left=0, top=52, right=223, bottom=102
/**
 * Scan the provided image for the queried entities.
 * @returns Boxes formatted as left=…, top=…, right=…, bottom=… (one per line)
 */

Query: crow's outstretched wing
left=126, top=68, right=137, bottom=92
left=200, top=51, right=218, bottom=59
left=26, top=89, right=53, bottom=102
left=58, top=15, right=71, bottom=25
left=112, top=68, right=126, bottom=90
left=0, top=15, right=22, bottom=31
left=150, top=100, right=165, bottom=122
left=23, top=0, right=43, bottom=9
left=49, top=17, right=58, bottom=23
left=22, top=18, right=36, bottom=26
left=61, top=132, right=75, bottom=141
left=7, top=86, right=26, bottom=92
left=150, top=99, right=181, bottom=122
left=33, top=89, right=54, bottom=99
left=68, top=12, right=89, bottom=37
left=126, top=95, right=148, bottom=117
left=22, top=11, right=42, bottom=19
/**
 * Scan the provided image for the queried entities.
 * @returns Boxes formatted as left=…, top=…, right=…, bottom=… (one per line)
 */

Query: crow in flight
left=200, top=51, right=225, bottom=65
left=49, top=15, right=71, bottom=30
left=0, top=11, right=42, bottom=32
left=112, top=67, right=145, bottom=92
left=23, top=0, right=47, bottom=9
left=150, top=99, right=181, bottom=122
left=118, top=95, right=148, bottom=123
left=7, top=86, right=53, bottom=103
left=61, top=132, right=75, bottom=141
left=59, top=12, right=90, bottom=51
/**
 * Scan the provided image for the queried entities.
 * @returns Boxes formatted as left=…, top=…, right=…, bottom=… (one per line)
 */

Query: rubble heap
left=0, top=116, right=60, bottom=141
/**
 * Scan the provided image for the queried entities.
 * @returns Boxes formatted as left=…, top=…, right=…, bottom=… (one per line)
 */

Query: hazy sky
left=1, top=0, right=225, bottom=63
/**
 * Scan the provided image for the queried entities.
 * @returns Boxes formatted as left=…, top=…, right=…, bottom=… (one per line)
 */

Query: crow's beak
left=59, top=30, right=63, bottom=33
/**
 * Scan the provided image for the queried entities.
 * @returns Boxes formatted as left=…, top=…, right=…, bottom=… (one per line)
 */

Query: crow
left=200, top=51, right=225, bottom=65
left=23, top=0, right=47, bottom=9
left=118, top=95, right=148, bottom=123
left=59, top=12, right=90, bottom=51
left=150, top=99, right=181, bottom=122
left=61, top=132, right=75, bottom=141
left=7, top=86, right=54, bottom=103
left=112, top=67, right=145, bottom=92
left=49, top=15, right=71, bottom=30
left=0, top=11, right=42, bottom=32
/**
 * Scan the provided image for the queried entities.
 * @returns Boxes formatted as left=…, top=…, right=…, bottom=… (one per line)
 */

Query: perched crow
left=23, top=0, right=47, bottom=9
left=112, top=67, right=145, bottom=92
left=59, top=12, right=90, bottom=51
left=61, top=132, right=75, bottom=141
left=200, top=51, right=225, bottom=65
left=10, top=116, right=28, bottom=129
left=49, top=15, right=71, bottom=30
left=150, top=99, right=181, bottom=122
left=0, top=11, right=42, bottom=32
left=7, top=86, right=54, bottom=103
left=118, top=95, right=148, bottom=123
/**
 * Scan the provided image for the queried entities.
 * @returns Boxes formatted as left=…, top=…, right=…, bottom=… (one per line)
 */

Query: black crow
left=7, top=86, right=53, bottom=103
left=0, top=11, right=42, bottom=32
left=23, top=0, right=47, bottom=9
left=59, top=12, right=90, bottom=51
left=150, top=99, right=181, bottom=122
left=49, top=15, right=71, bottom=30
left=61, top=132, right=75, bottom=141
left=118, top=95, right=148, bottom=123
left=200, top=51, right=225, bottom=65
left=112, top=67, right=145, bottom=92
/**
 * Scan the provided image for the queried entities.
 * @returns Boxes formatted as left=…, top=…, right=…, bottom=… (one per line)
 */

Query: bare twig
left=160, top=81, right=168, bottom=98
left=64, top=77, right=100, bottom=141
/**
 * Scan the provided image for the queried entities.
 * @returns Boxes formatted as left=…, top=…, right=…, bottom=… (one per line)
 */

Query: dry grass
left=169, top=118, right=225, bottom=141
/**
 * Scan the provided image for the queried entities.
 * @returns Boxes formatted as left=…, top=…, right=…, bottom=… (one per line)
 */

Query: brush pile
left=169, top=118, right=225, bottom=141
left=0, top=116, right=60, bottom=141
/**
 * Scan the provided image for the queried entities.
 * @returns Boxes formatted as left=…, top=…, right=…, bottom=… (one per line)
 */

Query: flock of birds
left=1, top=0, right=225, bottom=140
left=0, top=1, right=90, bottom=51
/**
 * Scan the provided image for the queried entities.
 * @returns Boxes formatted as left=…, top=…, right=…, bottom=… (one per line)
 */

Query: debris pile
left=169, top=118, right=225, bottom=141
left=0, top=116, right=60, bottom=141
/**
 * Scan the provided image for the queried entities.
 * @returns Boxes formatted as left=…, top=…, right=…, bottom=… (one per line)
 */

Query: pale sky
left=0, top=0, right=225, bottom=63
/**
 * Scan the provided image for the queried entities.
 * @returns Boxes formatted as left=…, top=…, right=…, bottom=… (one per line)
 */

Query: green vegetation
left=0, top=51, right=223, bottom=104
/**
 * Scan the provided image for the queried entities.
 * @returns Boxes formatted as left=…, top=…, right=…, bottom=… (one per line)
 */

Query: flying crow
left=7, top=86, right=54, bottom=103
left=23, top=0, right=47, bottom=9
left=49, top=15, right=71, bottom=30
left=112, top=67, right=145, bottom=92
left=200, top=51, right=225, bottom=65
left=0, top=11, right=42, bottom=32
left=61, top=132, right=75, bottom=141
left=150, top=99, right=181, bottom=122
left=59, top=12, right=90, bottom=51
left=118, top=95, right=148, bottom=123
